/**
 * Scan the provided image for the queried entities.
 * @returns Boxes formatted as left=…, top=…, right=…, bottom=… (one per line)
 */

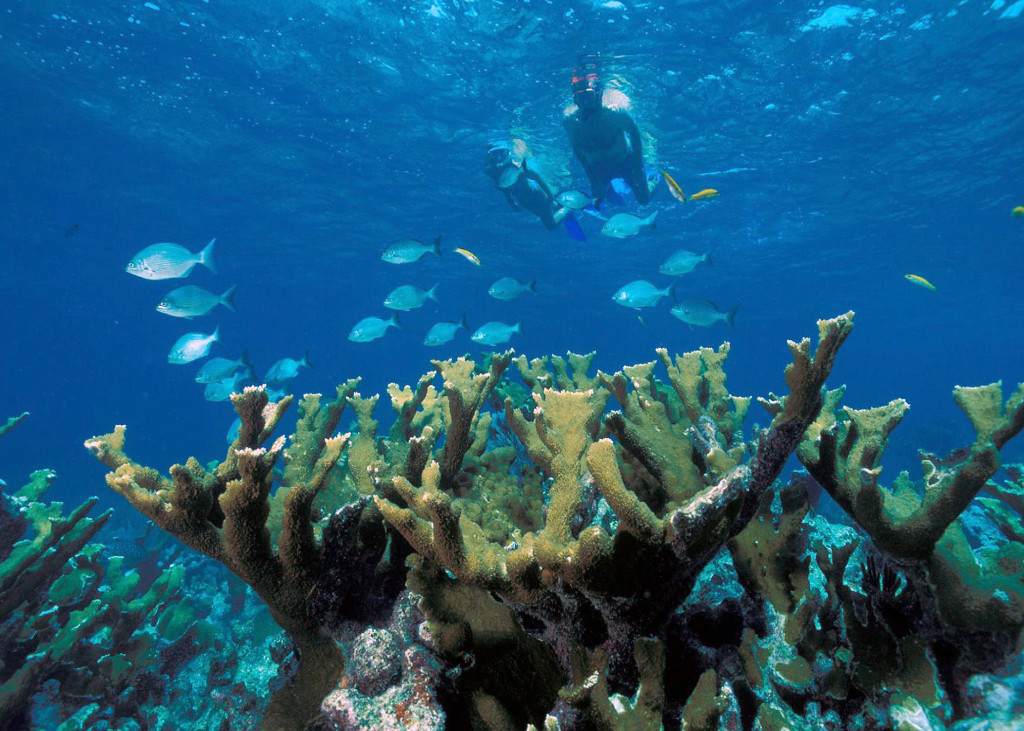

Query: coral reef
left=83, top=313, right=1024, bottom=730
left=0, top=414, right=199, bottom=729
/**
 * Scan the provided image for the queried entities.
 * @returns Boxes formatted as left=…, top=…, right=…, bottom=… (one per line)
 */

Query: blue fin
left=564, top=213, right=587, bottom=242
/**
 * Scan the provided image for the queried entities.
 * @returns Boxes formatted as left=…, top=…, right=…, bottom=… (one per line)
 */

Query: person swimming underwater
left=483, top=143, right=570, bottom=231
left=562, top=71, right=653, bottom=207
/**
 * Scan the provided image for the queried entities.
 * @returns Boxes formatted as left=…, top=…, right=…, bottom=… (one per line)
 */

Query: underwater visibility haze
left=2, top=0, right=1024, bottom=728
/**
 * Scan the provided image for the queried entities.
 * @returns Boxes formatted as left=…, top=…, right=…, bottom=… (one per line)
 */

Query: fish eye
left=127, top=262, right=136, bottom=269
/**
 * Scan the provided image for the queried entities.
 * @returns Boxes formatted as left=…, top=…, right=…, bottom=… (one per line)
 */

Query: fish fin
left=220, top=284, right=238, bottom=312
left=460, top=313, right=469, bottom=331
left=726, top=306, right=739, bottom=330
left=563, top=213, right=587, bottom=242
left=431, top=236, right=442, bottom=257
left=666, top=280, right=677, bottom=305
left=212, top=325, right=221, bottom=342
left=200, top=238, right=217, bottom=274
left=527, top=279, right=537, bottom=294
left=302, top=349, right=312, bottom=370
left=241, top=349, right=254, bottom=378
left=514, top=321, right=522, bottom=335
left=704, top=252, right=714, bottom=267
left=391, top=312, right=402, bottom=330
left=428, top=283, right=439, bottom=302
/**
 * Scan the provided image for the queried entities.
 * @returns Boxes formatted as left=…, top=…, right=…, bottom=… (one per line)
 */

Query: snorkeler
left=562, top=71, right=653, bottom=207
left=484, top=143, right=570, bottom=231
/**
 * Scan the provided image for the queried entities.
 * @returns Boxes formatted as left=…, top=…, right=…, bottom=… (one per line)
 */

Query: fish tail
left=200, top=238, right=217, bottom=274
left=647, top=210, right=658, bottom=230
left=302, top=349, right=312, bottom=370
left=726, top=306, right=739, bottom=330
left=212, top=325, right=221, bottom=342
left=428, top=283, right=439, bottom=302
left=431, top=236, right=442, bottom=257
left=514, top=321, right=522, bottom=336
left=240, top=349, right=254, bottom=378
left=460, top=313, right=469, bottom=331
left=390, top=312, right=402, bottom=330
left=528, top=279, right=537, bottom=294
left=665, top=280, right=677, bottom=304
left=220, top=284, right=238, bottom=312
left=704, top=252, right=714, bottom=267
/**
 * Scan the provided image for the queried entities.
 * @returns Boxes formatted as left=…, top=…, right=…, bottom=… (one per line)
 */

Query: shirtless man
left=563, top=72, right=651, bottom=206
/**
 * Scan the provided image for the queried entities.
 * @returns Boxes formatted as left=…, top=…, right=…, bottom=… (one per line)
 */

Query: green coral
left=0, top=414, right=188, bottom=728
left=78, top=311, right=1024, bottom=729
left=85, top=387, right=351, bottom=729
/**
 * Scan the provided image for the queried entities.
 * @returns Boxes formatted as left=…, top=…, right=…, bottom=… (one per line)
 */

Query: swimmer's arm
left=523, top=165, right=555, bottom=199
left=620, top=111, right=644, bottom=161
left=618, top=110, right=647, bottom=186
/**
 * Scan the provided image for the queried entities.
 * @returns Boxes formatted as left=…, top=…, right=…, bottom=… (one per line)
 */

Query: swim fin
left=603, top=186, right=627, bottom=208
left=563, top=213, right=586, bottom=242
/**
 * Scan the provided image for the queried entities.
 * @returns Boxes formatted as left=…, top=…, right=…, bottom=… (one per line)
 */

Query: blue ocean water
left=4, top=0, right=1022, bottom=506
left=2, top=0, right=1024, bottom=727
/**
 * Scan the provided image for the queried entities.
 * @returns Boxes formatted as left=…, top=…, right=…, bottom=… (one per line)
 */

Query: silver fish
left=195, top=352, right=252, bottom=383
left=349, top=314, right=400, bottom=342
left=488, top=277, right=535, bottom=301
left=127, top=238, right=216, bottom=280
left=424, top=315, right=469, bottom=346
left=671, top=298, right=738, bottom=328
left=204, top=373, right=248, bottom=402
left=612, top=280, right=674, bottom=309
left=227, top=417, right=241, bottom=444
left=384, top=284, right=438, bottom=311
left=264, top=352, right=311, bottom=383
left=470, top=321, right=520, bottom=346
left=266, top=384, right=290, bottom=401
left=381, top=236, right=442, bottom=264
left=600, top=211, right=658, bottom=238
left=157, top=284, right=237, bottom=318
left=555, top=190, right=595, bottom=211
left=659, top=250, right=713, bottom=276
left=168, top=326, right=219, bottom=364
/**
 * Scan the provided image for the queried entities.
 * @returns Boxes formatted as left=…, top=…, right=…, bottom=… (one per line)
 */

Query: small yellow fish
left=689, top=188, right=719, bottom=201
left=1012, top=206, right=1024, bottom=219
left=660, top=171, right=686, bottom=203
left=454, top=248, right=481, bottom=265
left=905, top=274, right=937, bottom=291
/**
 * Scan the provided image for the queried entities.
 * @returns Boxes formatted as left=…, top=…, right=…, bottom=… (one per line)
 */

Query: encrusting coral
left=83, top=312, right=1024, bottom=730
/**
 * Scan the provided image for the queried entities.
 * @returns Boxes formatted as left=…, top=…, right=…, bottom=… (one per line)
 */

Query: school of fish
left=125, top=237, right=314, bottom=413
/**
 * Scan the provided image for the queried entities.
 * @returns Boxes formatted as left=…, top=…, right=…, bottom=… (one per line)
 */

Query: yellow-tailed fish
left=689, top=188, right=719, bottom=201
left=660, top=171, right=687, bottom=203
left=905, top=274, right=937, bottom=291
left=1012, top=206, right=1024, bottom=219
left=454, top=247, right=481, bottom=265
